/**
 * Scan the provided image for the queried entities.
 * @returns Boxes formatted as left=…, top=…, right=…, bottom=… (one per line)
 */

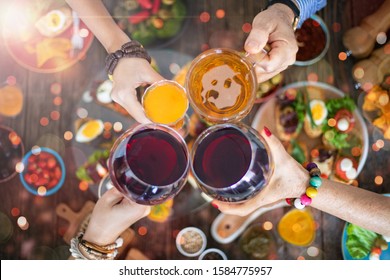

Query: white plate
left=251, top=81, right=368, bottom=176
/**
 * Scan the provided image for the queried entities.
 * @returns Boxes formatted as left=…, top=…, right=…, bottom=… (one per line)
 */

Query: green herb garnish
left=326, top=96, right=356, bottom=117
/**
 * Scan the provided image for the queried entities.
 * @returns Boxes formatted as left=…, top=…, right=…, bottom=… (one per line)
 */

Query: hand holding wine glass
left=83, top=187, right=150, bottom=246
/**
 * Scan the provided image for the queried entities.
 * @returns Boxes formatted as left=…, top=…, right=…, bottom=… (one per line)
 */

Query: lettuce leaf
left=326, top=96, right=356, bottom=117
left=346, top=223, right=378, bottom=259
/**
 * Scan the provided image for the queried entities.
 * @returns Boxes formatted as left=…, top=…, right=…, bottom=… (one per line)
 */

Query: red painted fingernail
left=211, top=202, right=219, bottom=209
left=263, top=126, right=272, bottom=137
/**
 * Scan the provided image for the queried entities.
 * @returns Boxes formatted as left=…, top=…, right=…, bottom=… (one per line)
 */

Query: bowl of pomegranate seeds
left=20, top=147, right=65, bottom=196
left=294, top=15, right=330, bottom=66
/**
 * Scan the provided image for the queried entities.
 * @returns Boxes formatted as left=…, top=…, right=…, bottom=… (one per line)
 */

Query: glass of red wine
left=108, top=123, right=190, bottom=205
left=190, top=123, right=273, bottom=203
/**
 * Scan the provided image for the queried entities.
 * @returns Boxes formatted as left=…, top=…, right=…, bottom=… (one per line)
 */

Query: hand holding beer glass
left=185, top=48, right=267, bottom=124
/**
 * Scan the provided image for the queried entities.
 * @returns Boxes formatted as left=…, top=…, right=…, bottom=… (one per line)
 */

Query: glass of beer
left=142, top=80, right=189, bottom=138
left=185, top=48, right=266, bottom=124
left=108, top=123, right=190, bottom=205
left=190, top=123, right=273, bottom=203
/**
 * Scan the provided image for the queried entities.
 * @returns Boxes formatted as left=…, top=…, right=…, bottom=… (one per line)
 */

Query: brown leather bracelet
left=105, top=40, right=151, bottom=76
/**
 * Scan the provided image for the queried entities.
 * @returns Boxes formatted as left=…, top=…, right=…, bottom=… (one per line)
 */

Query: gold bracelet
left=70, top=232, right=122, bottom=260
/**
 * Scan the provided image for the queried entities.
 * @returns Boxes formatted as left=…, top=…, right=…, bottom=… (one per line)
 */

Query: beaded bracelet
left=105, top=40, right=151, bottom=78
left=286, top=162, right=322, bottom=209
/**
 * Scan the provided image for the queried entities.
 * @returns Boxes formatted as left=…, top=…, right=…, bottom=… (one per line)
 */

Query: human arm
left=212, top=127, right=390, bottom=237
left=82, top=187, right=150, bottom=247
left=244, top=0, right=327, bottom=83
left=64, top=0, right=163, bottom=123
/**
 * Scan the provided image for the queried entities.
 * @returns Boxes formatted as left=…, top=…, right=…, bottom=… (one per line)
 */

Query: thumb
left=244, top=27, right=269, bottom=54
left=111, top=87, right=151, bottom=124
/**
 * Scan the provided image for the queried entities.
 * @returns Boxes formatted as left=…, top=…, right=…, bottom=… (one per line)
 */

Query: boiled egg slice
left=309, top=99, right=328, bottom=126
left=75, top=119, right=104, bottom=143
left=44, top=10, right=66, bottom=33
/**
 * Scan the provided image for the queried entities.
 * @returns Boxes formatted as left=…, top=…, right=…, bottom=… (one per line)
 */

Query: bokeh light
left=104, top=122, right=112, bottom=131
left=40, top=117, right=49, bottom=127
left=216, top=9, right=225, bottom=19
left=11, top=208, right=20, bottom=217
left=374, top=176, right=383, bottom=185
left=79, top=181, right=89, bottom=191
left=263, top=221, right=273, bottom=230
left=64, top=131, right=73, bottom=141
left=199, top=12, right=210, bottom=23
left=376, top=139, right=385, bottom=149
left=327, top=118, right=336, bottom=127
left=113, top=122, right=123, bottom=132
left=138, top=226, right=148, bottom=236
left=242, top=23, right=252, bottom=33
left=50, top=111, right=60, bottom=121
left=307, top=73, right=318, bottom=82
left=79, top=28, right=89, bottom=38
left=169, top=63, right=181, bottom=75
left=338, top=52, right=347, bottom=61
left=53, top=96, right=63, bottom=106
left=76, top=108, right=88, bottom=119
left=15, top=162, right=24, bottom=173
left=376, top=32, right=387, bottom=45
left=6, top=76, right=16, bottom=86
left=50, top=83, right=62, bottom=95
left=17, top=216, right=29, bottom=230
left=37, top=186, right=47, bottom=196
left=31, top=146, right=41, bottom=155
left=353, top=67, right=364, bottom=79
left=332, top=22, right=341, bottom=32
left=307, top=246, right=320, bottom=257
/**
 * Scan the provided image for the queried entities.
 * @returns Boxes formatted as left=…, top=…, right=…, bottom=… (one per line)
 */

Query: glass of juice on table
left=190, top=123, right=273, bottom=203
left=142, top=80, right=189, bottom=138
left=185, top=48, right=267, bottom=124
left=108, top=123, right=190, bottom=205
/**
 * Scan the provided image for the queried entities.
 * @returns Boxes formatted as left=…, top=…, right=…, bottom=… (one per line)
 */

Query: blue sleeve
left=296, top=0, right=327, bottom=27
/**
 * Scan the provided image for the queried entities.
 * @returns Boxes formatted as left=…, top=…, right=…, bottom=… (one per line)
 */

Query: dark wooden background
left=0, top=0, right=389, bottom=260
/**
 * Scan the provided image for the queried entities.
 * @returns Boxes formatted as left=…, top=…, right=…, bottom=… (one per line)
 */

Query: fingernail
left=263, top=126, right=272, bottom=137
left=211, top=202, right=219, bottom=209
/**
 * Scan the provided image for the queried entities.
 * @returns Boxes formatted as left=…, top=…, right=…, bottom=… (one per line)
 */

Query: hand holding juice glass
left=142, top=80, right=189, bottom=137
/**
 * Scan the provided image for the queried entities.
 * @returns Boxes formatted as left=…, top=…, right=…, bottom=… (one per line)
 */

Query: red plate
left=2, top=2, right=94, bottom=73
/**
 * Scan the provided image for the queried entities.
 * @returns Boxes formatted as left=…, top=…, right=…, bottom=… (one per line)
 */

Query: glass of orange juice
left=185, top=48, right=267, bottom=124
left=142, top=80, right=189, bottom=138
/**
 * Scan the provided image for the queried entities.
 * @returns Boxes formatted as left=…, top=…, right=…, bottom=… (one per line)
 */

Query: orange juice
left=143, top=80, right=189, bottom=125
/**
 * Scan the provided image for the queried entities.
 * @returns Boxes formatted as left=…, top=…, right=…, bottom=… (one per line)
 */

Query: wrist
left=106, top=32, right=132, bottom=53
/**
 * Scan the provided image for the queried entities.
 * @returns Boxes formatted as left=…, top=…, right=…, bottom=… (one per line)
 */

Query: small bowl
left=198, top=248, right=227, bottom=260
left=20, top=147, right=66, bottom=196
left=0, top=125, right=24, bottom=184
left=294, top=15, right=330, bottom=66
left=176, top=227, right=207, bottom=257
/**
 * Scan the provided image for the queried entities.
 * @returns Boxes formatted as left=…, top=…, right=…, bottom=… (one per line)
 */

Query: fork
left=70, top=10, right=84, bottom=57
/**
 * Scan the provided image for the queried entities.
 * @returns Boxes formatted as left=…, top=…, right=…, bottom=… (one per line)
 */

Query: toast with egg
left=275, top=90, right=305, bottom=141
left=304, top=99, right=328, bottom=138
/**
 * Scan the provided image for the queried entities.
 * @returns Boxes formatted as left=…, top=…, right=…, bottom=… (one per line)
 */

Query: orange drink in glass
left=142, top=80, right=189, bottom=137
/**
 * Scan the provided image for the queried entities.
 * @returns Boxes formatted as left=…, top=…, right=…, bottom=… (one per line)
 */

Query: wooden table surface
left=0, top=0, right=389, bottom=260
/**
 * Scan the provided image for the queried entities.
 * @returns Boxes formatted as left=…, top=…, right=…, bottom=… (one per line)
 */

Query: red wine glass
left=108, top=123, right=190, bottom=205
left=190, top=123, right=273, bottom=203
